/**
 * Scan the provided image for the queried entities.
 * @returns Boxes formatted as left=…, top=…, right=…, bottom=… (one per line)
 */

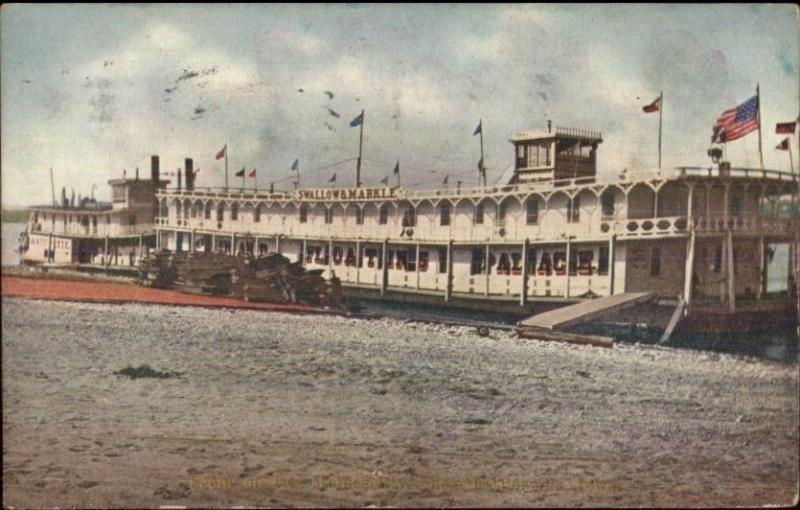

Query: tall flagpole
left=479, top=119, right=485, bottom=187
left=756, top=84, right=764, bottom=169
left=356, top=110, right=365, bottom=188
left=658, top=91, right=663, bottom=169
left=224, top=144, right=229, bottom=192
left=50, top=167, right=56, bottom=206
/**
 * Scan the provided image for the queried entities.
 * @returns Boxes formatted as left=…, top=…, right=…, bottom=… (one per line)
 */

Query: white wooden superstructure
left=153, top=127, right=799, bottom=313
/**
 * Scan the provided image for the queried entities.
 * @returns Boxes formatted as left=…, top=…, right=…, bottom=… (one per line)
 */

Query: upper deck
left=154, top=165, right=797, bottom=245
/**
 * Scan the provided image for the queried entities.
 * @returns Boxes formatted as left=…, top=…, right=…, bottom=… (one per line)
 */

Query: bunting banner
left=215, top=145, right=226, bottom=160
left=776, top=121, right=797, bottom=134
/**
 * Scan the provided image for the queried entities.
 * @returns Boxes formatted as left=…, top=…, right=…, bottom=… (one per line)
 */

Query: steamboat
left=19, top=124, right=799, bottom=334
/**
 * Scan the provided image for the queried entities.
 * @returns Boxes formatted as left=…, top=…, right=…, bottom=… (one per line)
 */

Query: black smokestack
left=61, top=187, right=67, bottom=208
left=177, top=169, right=182, bottom=191
left=151, top=155, right=160, bottom=188
left=185, top=158, right=194, bottom=191
left=135, top=167, right=139, bottom=181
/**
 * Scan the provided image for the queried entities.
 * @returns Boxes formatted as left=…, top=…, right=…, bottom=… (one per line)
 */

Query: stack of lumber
left=137, top=252, right=346, bottom=309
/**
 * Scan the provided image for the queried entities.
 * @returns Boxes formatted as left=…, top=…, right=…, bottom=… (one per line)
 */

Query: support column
left=104, top=234, right=109, bottom=266
left=355, top=239, right=361, bottom=284
left=757, top=234, right=765, bottom=301
left=190, top=229, right=195, bottom=253
left=520, top=238, right=529, bottom=306
left=726, top=229, right=735, bottom=312
left=565, top=237, right=572, bottom=298
left=138, top=234, right=143, bottom=261
left=274, top=234, right=280, bottom=253
left=328, top=238, right=333, bottom=277
left=231, top=233, right=236, bottom=256
left=381, top=239, right=388, bottom=296
left=484, top=244, right=491, bottom=296
left=683, top=229, right=696, bottom=308
left=48, top=233, right=54, bottom=262
left=609, top=235, right=616, bottom=295
left=415, top=243, right=421, bottom=290
left=445, top=240, right=453, bottom=302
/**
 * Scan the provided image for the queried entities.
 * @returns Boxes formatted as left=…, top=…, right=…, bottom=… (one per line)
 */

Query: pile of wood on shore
left=138, top=252, right=346, bottom=309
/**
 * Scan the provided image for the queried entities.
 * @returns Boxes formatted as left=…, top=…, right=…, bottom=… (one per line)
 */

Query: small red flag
left=776, top=121, right=797, bottom=134
left=642, top=96, right=661, bottom=113
left=775, top=138, right=790, bottom=151
left=249, top=169, right=257, bottom=178
left=215, top=145, right=226, bottom=160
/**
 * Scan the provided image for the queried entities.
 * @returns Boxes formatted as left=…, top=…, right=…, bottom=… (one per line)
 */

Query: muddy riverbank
left=2, top=298, right=798, bottom=507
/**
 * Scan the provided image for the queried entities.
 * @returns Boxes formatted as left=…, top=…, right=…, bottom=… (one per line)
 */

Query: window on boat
left=567, top=196, right=580, bottom=223
left=299, top=204, right=308, bottom=223
left=470, top=249, right=486, bottom=275
left=106, top=215, right=110, bottom=224
left=401, top=206, right=416, bottom=227
left=526, top=198, right=539, bottom=225
left=475, top=203, right=484, bottom=224
left=601, top=190, right=615, bottom=217
left=217, top=203, right=226, bottom=222
left=355, top=207, right=364, bottom=225
left=438, top=248, right=448, bottom=273
left=231, top=203, right=239, bottom=221
left=128, top=214, right=136, bottom=225
left=730, top=195, right=742, bottom=217
left=598, top=245, right=609, bottom=276
left=379, top=205, right=389, bottom=225
left=324, top=208, right=333, bottom=224
left=497, top=202, right=507, bottom=222
left=254, top=204, right=262, bottom=223
left=650, top=247, right=662, bottom=276
left=205, top=203, right=212, bottom=220
left=713, top=243, right=722, bottom=273
left=440, top=203, right=451, bottom=226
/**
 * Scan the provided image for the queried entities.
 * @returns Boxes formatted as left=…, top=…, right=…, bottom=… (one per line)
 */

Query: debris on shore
left=138, top=252, right=346, bottom=309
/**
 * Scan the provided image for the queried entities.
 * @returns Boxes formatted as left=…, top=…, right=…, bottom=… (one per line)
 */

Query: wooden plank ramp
left=658, top=298, right=686, bottom=345
left=518, top=292, right=656, bottom=330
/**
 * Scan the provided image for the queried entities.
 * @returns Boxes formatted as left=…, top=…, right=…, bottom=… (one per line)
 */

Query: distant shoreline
left=2, top=210, right=28, bottom=223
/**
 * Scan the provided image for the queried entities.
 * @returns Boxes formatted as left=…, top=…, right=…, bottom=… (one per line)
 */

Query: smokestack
left=185, top=158, right=194, bottom=191
left=135, top=167, right=139, bottom=181
left=151, top=155, right=160, bottom=188
left=177, top=169, right=182, bottom=191
left=547, top=120, right=552, bottom=133
left=61, top=187, right=67, bottom=208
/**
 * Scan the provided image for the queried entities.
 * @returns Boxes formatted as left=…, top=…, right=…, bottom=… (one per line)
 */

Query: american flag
left=712, top=95, right=759, bottom=143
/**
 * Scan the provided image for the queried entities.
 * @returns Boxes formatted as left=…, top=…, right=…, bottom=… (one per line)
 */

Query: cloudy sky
left=2, top=4, right=798, bottom=206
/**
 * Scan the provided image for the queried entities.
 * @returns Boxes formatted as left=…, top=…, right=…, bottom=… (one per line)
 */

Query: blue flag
left=291, top=159, right=299, bottom=171
left=473, top=121, right=482, bottom=136
left=350, top=112, right=364, bottom=127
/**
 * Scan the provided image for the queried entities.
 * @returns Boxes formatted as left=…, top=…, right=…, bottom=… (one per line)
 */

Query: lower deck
left=155, top=228, right=797, bottom=311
